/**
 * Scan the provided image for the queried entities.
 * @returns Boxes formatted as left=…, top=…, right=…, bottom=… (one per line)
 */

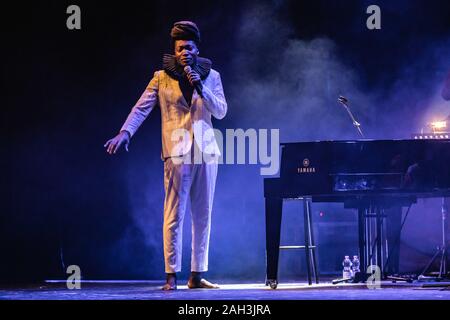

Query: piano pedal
left=332, top=272, right=369, bottom=285
left=332, top=277, right=353, bottom=285
left=386, top=275, right=413, bottom=283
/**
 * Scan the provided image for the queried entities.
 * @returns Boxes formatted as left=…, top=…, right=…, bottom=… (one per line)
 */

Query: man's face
left=174, top=40, right=199, bottom=67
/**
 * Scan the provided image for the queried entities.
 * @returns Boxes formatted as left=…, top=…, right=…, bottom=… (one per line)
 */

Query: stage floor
left=1, top=280, right=450, bottom=300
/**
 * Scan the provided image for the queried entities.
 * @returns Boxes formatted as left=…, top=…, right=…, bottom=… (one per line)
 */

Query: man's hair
left=170, top=21, right=201, bottom=49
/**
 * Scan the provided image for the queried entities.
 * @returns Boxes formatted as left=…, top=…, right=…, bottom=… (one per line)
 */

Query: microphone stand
left=338, top=96, right=365, bottom=138
left=418, top=197, right=449, bottom=283
left=331, top=96, right=369, bottom=286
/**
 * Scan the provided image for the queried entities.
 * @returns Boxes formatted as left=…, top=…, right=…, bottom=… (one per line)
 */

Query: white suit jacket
left=121, top=69, right=227, bottom=158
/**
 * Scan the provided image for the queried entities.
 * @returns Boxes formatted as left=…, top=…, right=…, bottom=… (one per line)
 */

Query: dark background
left=2, top=0, right=450, bottom=282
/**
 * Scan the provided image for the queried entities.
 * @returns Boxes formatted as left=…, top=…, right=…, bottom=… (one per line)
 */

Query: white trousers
left=163, top=154, right=218, bottom=273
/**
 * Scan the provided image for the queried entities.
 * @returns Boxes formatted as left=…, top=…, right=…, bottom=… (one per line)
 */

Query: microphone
left=184, top=66, right=204, bottom=98
left=337, top=95, right=365, bottom=138
left=338, top=95, right=348, bottom=104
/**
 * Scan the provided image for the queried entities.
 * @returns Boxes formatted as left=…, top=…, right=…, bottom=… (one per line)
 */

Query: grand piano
left=264, top=139, right=450, bottom=288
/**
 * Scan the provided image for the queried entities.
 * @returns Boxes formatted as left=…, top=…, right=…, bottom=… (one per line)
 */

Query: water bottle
left=342, top=255, right=353, bottom=279
left=352, top=255, right=360, bottom=274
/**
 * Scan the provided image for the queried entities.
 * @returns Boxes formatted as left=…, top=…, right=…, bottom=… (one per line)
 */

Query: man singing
left=104, top=21, right=227, bottom=290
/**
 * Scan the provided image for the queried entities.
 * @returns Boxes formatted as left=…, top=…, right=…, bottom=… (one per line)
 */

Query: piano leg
left=265, top=197, right=283, bottom=289
left=358, top=208, right=366, bottom=272
left=376, top=207, right=383, bottom=276
left=385, top=207, right=402, bottom=275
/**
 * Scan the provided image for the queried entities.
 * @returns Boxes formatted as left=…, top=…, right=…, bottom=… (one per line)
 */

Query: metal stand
left=267, top=197, right=319, bottom=289
left=303, top=198, right=319, bottom=285
left=418, top=197, right=449, bottom=281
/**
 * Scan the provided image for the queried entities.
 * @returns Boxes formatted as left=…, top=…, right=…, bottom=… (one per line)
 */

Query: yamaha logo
left=297, top=158, right=316, bottom=173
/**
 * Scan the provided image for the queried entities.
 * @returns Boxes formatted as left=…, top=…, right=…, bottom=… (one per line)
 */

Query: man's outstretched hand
left=104, top=131, right=130, bottom=154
